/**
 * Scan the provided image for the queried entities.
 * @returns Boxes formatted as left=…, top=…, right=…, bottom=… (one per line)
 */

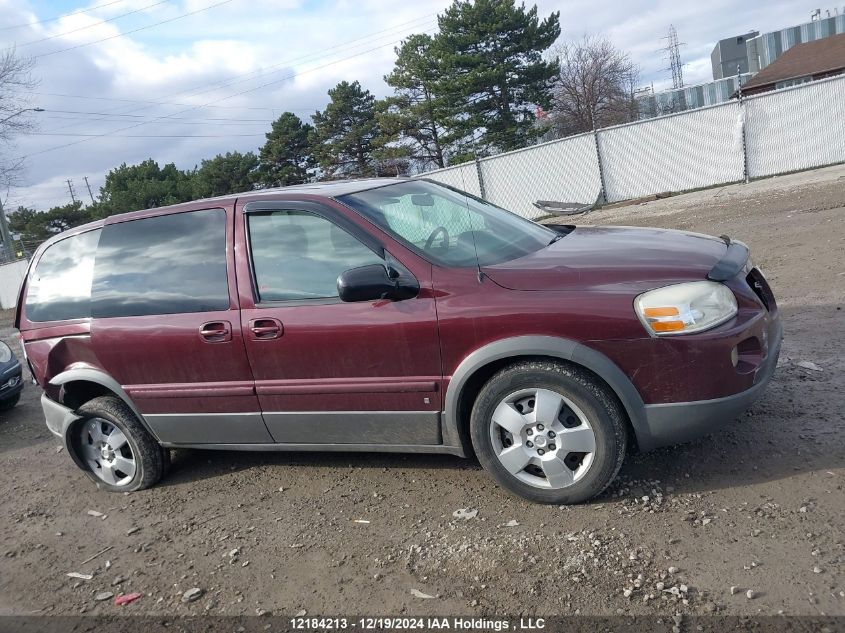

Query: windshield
left=338, top=180, right=556, bottom=267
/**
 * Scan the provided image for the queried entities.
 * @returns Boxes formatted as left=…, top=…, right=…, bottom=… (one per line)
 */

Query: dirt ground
left=0, top=165, right=843, bottom=620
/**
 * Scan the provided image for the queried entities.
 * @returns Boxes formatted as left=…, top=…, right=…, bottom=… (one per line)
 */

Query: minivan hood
left=483, top=226, right=728, bottom=291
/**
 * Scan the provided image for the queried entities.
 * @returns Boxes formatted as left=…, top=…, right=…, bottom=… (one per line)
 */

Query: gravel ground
left=0, top=165, right=843, bottom=619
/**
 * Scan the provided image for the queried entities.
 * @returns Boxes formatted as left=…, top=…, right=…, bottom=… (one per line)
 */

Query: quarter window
left=25, top=229, right=101, bottom=322
left=248, top=211, right=383, bottom=302
left=92, top=209, right=229, bottom=318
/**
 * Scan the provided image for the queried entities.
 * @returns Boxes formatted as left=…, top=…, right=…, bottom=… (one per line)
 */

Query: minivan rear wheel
left=470, top=360, right=627, bottom=504
left=74, top=396, right=165, bottom=492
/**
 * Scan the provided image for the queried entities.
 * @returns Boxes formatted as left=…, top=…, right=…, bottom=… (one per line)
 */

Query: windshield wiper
left=548, top=234, right=564, bottom=246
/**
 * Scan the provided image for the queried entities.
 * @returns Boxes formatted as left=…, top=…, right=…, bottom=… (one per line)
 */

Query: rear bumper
left=42, top=394, right=81, bottom=439
left=639, top=318, right=782, bottom=451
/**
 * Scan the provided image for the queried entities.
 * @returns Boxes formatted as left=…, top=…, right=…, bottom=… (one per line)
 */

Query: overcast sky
left=0, top=0, right=818, bottom=211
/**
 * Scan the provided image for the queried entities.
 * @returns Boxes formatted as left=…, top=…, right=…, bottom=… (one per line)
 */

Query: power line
left=0, top=0, right=129, bottom=32
left=41, top=108, right=309, bottom=120
left=31, top=132, right=267, bottom=138
left=41, top=114, right=272, bottom=126
left=20, top=11, right=436, bottom=147
left=32, top=0, right=235, bottom=60
left=176, top=35, right=425, bottom=114
left=37, top=109, right=290, bottom=129
left=6, top=0, right=169, bottom=50
left=137, top=14, right=436, bottom=106
left=20, top=26, right=436, bottom=158
left=26, top=13, right=434, bottom=118
left=28, top=91, right=280, bottom=111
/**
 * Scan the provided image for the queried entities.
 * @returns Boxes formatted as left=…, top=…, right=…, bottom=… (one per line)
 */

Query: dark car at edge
left=0, top=340, right=24, bottom=411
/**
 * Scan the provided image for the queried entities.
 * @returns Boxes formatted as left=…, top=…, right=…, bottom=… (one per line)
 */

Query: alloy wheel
left=79, top=418, right=137, bottom=486
left=489, top=388, right=597, bottom=489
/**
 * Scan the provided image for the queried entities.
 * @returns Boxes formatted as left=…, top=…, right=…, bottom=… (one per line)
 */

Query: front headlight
left=635, top=281, right=738, bottom=336
left=0, top=341, right=12, bottom=364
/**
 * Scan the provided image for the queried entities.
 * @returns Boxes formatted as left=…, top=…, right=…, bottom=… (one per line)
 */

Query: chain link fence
left=745, top=75, right=845, bottom=178
left=421, top=73, right=845, bottom=217
left=597, top=101, right=744, bottom=202
left=0, top=240, right=39, bottom=266
left=0, top=239, right=39, bottom=309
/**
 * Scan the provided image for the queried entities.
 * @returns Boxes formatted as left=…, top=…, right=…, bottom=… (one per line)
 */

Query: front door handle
left=249, top=318, right=283, bottom=340
left=199, top=321, right=232, bottom=342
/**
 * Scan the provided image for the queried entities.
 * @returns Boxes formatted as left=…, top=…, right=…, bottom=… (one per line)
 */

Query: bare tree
left=546, top=36, right=639, bottom=138
left=1, top=48, right=37, bottom=184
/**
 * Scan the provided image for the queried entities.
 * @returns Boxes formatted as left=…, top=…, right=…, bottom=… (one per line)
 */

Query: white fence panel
left=0, top=260, right=28, bottom=310
left=479, top=133, right=601, bottom=220
left=745, top=75, right=845, bottom=178
left=419, top=75, right=845, bottom=210
left=598, top=102, right=745, bottom=203
left=421, top=162, right=482, bottom=198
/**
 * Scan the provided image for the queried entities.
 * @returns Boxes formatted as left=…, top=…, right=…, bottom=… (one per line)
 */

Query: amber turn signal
left=651, top=320, right=685, bottom=332
left=643, top=307, right=680, bottom=318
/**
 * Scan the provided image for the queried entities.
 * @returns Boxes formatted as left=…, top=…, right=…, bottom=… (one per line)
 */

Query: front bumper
left=639, top=317, right=783, bottom=450
left=0, top=362, right=24, bottom=401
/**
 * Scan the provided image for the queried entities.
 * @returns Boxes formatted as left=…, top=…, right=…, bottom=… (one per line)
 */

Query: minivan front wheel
left=470, top=360, right=627, bottom=504
left=74, top=396, right=165, bottom=492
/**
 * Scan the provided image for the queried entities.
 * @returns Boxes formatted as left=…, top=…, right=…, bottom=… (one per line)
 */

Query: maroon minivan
left=16, top=179, right=781, bottom=503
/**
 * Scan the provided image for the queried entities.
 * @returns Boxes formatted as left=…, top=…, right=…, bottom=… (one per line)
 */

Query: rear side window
left=25, top=229, right=101, bottom=322
left=92, top=209, right=229, bottom=318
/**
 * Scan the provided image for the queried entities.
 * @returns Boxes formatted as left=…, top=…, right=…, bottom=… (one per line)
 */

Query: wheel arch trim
left=442, top=336, right=651, bottom=454
left=48, top=368, right=160, bottom=441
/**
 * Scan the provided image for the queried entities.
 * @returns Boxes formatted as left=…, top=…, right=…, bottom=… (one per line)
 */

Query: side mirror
left=337, top=264, right=419, bottom=303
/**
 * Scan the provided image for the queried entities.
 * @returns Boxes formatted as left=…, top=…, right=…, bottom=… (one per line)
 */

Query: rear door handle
left=199, top=321, right=232, bottom=342
left=249, top=318, right=283, bottom=340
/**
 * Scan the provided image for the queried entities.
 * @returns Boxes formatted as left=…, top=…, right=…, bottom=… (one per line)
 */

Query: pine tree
left=193, top=151, right=259, bottom=198
left=258, top=112, right=314, bottom=187
left=378, top=34, right=449, bottom=170
left=311, top=81, right=380, bottom=179
left=433, top=0, right=560, bottom=154
left=8, top=202, right=93, bottom=242
left=96, top=159, right=194, bottom=215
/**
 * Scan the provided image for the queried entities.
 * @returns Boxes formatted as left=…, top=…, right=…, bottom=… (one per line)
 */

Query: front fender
left=442, top=335, right=650, bottom=454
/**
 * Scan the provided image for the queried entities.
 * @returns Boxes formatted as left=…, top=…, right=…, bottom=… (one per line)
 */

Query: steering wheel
left=424, top=226, right=450, bottom=251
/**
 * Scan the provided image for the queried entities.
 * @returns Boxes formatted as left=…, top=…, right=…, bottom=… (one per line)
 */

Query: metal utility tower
left=662, top=24, right=685, bottom=89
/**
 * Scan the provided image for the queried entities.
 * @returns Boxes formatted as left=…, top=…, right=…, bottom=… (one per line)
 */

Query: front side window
left=25, top=229, right=101, bottom=322
left=248, top=210, right=383, bottom=302
left=92, top=209, right=229, bottom=318
left=338, top=180, right=555, bottom=267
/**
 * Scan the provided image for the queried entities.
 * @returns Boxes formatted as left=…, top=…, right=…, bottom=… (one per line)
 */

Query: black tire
left=470, top=360, right=627, bottom=504
left=74, top=396, right=166, bottom=492
left=0, top=393, right=20, bottom=411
